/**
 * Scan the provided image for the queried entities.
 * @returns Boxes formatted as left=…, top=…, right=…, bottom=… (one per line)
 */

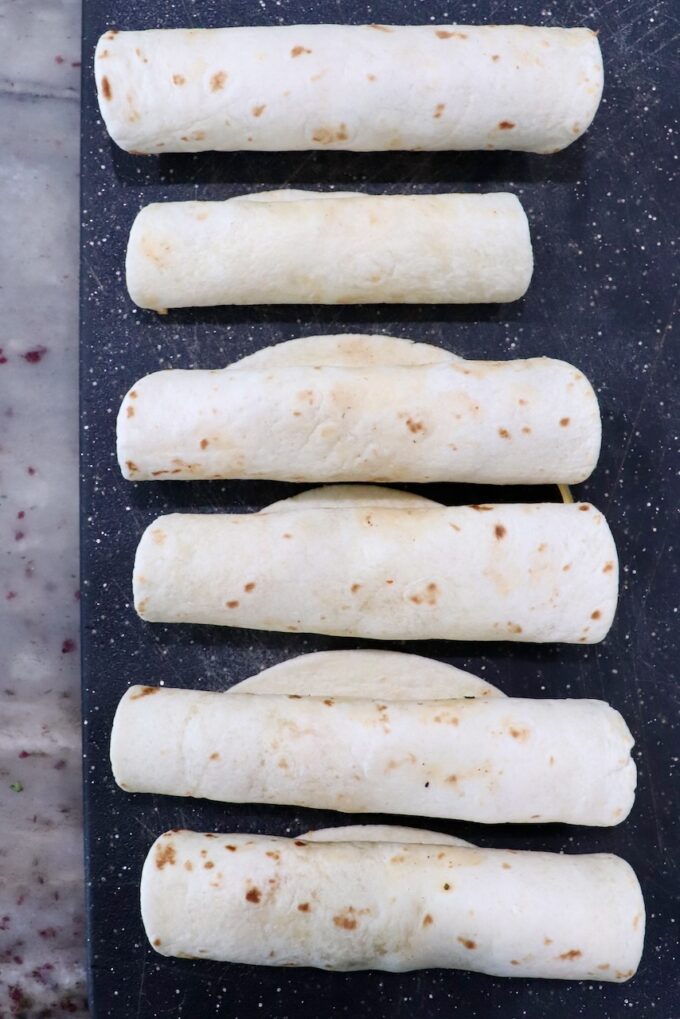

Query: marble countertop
left=0, top=0, right=88, bottom=1014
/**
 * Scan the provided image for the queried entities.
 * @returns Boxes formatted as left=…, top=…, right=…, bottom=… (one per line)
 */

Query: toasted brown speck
left=522, top=426, right=532, bottom=434
left=210, top=70, right=227, bottom=91
left=204, top=861, right=214, bottom=869
left=560, top=417, right=571, bottom=427
left=172, top=74, right=186, bottom=85
left=510, top=726, right=529, bottom=740
left=436, top=29, right=468, bottom=39
left=184, top=860, right=193, bottom=871
left=498, top=120, right=515, bottom=130
left=433, top=103, right=445, bottom=119
left=367, top=73, right=376, bottom=81
left=470, top=504, right=494, bottom=512
left=495, top=524, right=507, bottom=539
left=155, top=843, right=176, bottom=870
left=245, top=887, right=261, bottom=903
left=423, top=913, right=434, bottom=926
left=351, top=583, right=361, bottom=593
left=101, top=76, right=112, bottom=100
left=282, top=533, right=293, bottom=539
left=130, top=686, right=159, bottom=700
left=458, top=938, right=477, bottom=950
left=603, top=561, right=614, bottom=573
left=298, top=902, right=310, bottom=912
left=225, top=600, right=239, bottom=609
left=502, top=863, right=512, bottom=869
left=591, top=610, right=602, bottom=620
left=446, top=774, right=458, bottom=784
left=597, top=962, right=610, bottom=970
left=579, top=504, right=590, bottom=511
left=294, top=840, right=307, bottom=847
left=209, top=752, right=220, bottom=761
left=491, top=54, right=500, bottom=61
left=368, top=24, right=393, bottom=32
left=225, top=845, right=237, bottom=852
left=323, top=698, right=334, bottom=707
left=126, top=405, right=135, bottom=418
left=199, top=438, right=209, bottom=449
left=443, top=883, right=451, bottom=891
left=333, top=913, right=357, bottom=930
left=559, top=949, right=582, bottom=960
left=291, top=45, right=312, bottom=56
left=498, top=428, right=511, bottom=439
left=252, top=104, right=266, bottom=117
left=153, top=937, right=161, bottom=946
left=405, top=417, right=425, bottom=433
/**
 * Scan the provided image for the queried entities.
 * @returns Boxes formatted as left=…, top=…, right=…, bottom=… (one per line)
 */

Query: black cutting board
left=79, top=2, right=679, bottom=1016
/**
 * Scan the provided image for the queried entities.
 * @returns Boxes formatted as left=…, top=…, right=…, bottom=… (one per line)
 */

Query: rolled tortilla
left=141, top=830, right=644, bottom=980
left=95, top=25, right=603, bottom=155
left=133, top=486, right=618, bottom=643
left=118, top=334, right=601, bottom=485
left=125, top=190, right=533, bottom=310
left=111, top=684, right=635, bottom=825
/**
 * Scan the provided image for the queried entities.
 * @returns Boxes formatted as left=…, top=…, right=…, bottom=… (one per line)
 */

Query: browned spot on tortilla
left=368, top=24, right=393, bottom=32
left=136, top=599, right=147, bottom=614
left=351, top=583, right=361, bottom=593
left=544, top=937, right=553, bottom=945
left=101, top=76, right=112, bottom=100
left=297, top=902, right=310, bottom=912
left=200, top=438, right=209, bottom=449
left=410, top=582, right=439, bottom=606
left=225, top=845, right=237, bottom=852
left=579, top=504, right=590, bottom=511
left=559, top=949, right=582, bottom=960
left=423, top=913, right=434, bottom=926
left=153, top=937, right=161, bottom=946
left=184, top=860, right=193, bottom=871
left=278, top=758, right=288, bottom=770
left=282, top=532, right=293, bottom=539
left=603, top=561, right=614, bottom=572
left=433, top=103, right=445, bottom=119
left=510, top=959, right=520, bottom=965
left=522, top=426, right=532, bottom=434
left=510, top=726, right=529, bottom=740
left=560, top=417, right=571, bottom=427
left=443, top=883, right=451, bottom=891
left=252, top=104, right=266, bottom=117
left=155, top=843, right=176, bottom=869
left=498, top=428, right=511, bottom=439
left=549, top=755, right=555, bottom=765
left=562, top=563, right=572, bottom=572
left=209, top=752, right=220, bottom=761
left=494, top=524, right=507, bottom=539
left=126, top=405, right=135, bottom=418
left=470, top=504, right=493, bottom=512
left=502, top=863, right=512, bottom=869
left=204, top=861, right=214, bottom=869
left=172, top=74, right=186, bottom=85
left=367, top=73, right=376, bottom=81
left=458, top=938, right=477, bottom=950
left=225, top=599, right=239, bottom=609
left=591, top=610, right=602, bottom=620
left=616, top=969, right=634, bottom=980
left=385, top=578, right=394, bottom=584
left=98, top=49, right=109, bottom=59
left=449, top=523, right=461, bottom=533
left=491, top=54, right=500, bottom=61
left=242, top=582, right=255, bottom=593
left=312, top=127, right=334, bottom=144
left=499, top=120, right=515, bottom=130
left=632, top=913, right=641, bottom=929
left=294, top=840, right=307, bottom=847
left=291, top=45, right=312, bottom=56
left=130, top=685, right=159, bottom=700
left=336, top=124, right=349, bottom=141
left=446, top=774, right=458, bottom=783
left=333, top=912, right=357, bottom=930
left=245, top=887, right=261, bottom=903
left=597, top=962, right=610, bottom=970
left=436, top=29, right=468, bottom=39
left=405, top=417, right=425, bottom=433
left=210, top=70, right=227, bottom=91
left=106, top=30, right=119, bottom=39
left=323, top=698, right=334, bottom=707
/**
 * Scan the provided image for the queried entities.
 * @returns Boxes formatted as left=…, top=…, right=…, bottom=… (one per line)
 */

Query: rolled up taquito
left=141, top=828, right=644, bottom=980
left=118, top=334, right=601, bottom=485
left=95, top=25, right=603, bottom=155
left=125, top=190, right=533, bottom=311
left=112, top=679, right=635, bottom=825
left=133, top=486, right=618, bottom=643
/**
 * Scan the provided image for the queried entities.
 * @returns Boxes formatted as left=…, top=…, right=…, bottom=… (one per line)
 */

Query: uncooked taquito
left=141, top=829, right=644, bottom=980
left=95, top=25, right=603, bottom=155
left=133, top=486, right=619, bottom=643
left=111, top=676, right=635, bottom=824
left=117, top=334, right=601, bottom=485
left=125, top=190, right=533, bottom=311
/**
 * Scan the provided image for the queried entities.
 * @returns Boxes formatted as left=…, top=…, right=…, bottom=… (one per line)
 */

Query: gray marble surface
left=0, top=1, right=88, bottom=1014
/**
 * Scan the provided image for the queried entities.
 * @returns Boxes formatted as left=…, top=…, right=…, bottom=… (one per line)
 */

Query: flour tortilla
left=230, top=649, right=503, bottom=700
left=133, top=486, right=619, bottom=643
left=95, top=25, right=603, bottom=155
left=118, top=334, right=600, bottom=484
left=125, top=190, right=533, bottom=310
left=111, top=685, right=635, bottom=825
left=141, top=830, right=643, bottom=980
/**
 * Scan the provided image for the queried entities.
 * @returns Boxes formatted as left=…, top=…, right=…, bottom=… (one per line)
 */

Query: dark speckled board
left=79, top=2, right=679, bottom=1017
